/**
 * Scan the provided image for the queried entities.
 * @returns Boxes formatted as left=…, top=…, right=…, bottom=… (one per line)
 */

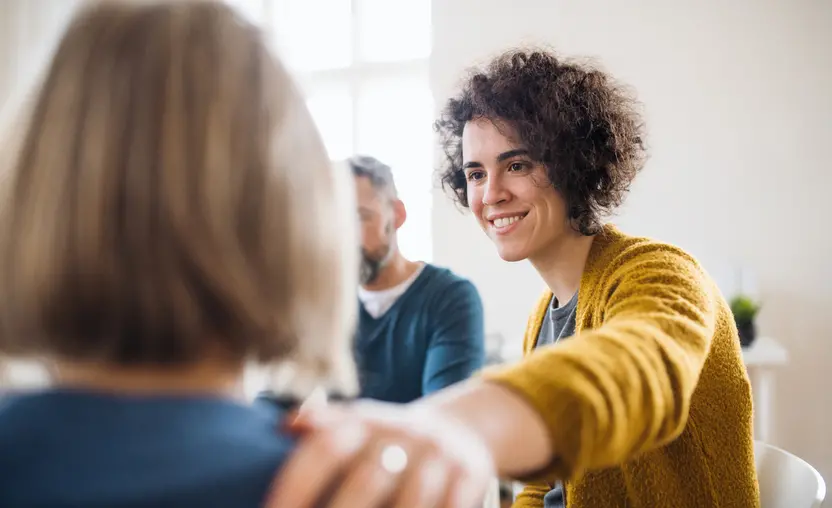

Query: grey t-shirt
left=536, top=292, right=578, bottom=348
left=535, top=291, right=578, bottom=508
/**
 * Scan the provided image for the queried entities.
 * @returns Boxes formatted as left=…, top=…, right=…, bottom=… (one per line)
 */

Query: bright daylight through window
left=227, top=0, right=434, bottom=263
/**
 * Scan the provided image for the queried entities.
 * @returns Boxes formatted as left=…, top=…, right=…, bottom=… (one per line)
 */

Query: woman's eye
left=466, top=170, right=485, bottom=181
left=509, top=162, right=526, bottom=172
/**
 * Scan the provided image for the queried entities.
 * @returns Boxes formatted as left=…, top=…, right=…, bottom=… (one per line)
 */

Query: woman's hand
left=266, top=400, right=496, bottom=508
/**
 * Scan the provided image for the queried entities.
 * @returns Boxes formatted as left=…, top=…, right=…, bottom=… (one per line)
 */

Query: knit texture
left=483, top=225, right=759, bottom=508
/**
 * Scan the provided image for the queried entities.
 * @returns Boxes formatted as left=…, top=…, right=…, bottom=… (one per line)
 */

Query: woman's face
left=462, top=118, right=571, bottom=263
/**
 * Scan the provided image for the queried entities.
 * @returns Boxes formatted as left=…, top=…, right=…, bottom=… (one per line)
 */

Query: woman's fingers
left=266, top=403, right=496, bottom=508
left=265, top=420, right=367, bottom=508
left=325, top=440, right=451, bottom=508
left=443, top=464, right=489, bottom=508
left=391, top=455, right=450, bottom=508
left=326, top=442, right=404, bottom=508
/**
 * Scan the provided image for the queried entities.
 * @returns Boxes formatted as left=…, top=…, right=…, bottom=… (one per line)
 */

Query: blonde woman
left=0, top=1, right=357, bottom=506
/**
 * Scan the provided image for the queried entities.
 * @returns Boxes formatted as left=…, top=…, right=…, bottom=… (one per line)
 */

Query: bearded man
left=348, top=155, right=485, bottom=402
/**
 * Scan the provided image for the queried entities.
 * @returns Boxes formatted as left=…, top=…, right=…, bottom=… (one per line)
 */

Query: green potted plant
left=729, top=295, right=761, bottom=347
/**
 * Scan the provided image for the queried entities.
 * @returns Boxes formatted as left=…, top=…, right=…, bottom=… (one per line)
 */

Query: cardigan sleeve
left=512, top=481, right=551, bottom=507
left=482, top=243, right=718, bottom=483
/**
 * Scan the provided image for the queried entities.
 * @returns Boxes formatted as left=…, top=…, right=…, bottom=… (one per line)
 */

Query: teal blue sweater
left=0, top=389, right=292, bottom=507
left=355, top=264, right=485, bottom=402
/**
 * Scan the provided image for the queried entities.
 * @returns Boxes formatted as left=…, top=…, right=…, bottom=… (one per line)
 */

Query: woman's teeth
left=493, top=215, right=524, bottom=228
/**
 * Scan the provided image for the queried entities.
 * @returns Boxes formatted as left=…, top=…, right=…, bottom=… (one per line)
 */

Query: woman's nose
left=482, top=176, right=509, bottom=206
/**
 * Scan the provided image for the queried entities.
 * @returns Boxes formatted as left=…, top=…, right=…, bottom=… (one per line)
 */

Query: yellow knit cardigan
left=483, top=225, right=759, bottom=507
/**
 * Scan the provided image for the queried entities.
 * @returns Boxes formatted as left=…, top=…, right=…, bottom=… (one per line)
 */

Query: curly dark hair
left=435, top=49, right=647, bottom=235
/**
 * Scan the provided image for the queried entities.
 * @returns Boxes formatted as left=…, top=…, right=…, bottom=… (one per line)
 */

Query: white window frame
left=232, top=0, right=434, bottom=262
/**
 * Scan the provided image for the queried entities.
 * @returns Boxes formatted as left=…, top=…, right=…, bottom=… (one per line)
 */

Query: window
left=227, top=0, right=434, bottom=263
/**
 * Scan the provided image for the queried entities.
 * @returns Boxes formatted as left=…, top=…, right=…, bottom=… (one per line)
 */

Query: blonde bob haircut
left=0, top=1, right=357, bottom=395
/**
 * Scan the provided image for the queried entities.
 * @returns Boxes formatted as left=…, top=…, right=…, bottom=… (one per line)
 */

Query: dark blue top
left=355, top=264, right=485, bottom=403
left=0, top=389, right=292, bottom=508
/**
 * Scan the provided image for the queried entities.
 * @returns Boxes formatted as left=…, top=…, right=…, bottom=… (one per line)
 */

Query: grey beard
left=359, top=241, right=393, bottom=285
left=359, top=255, right=383, bottom=285
left=359, top=223, right=395, bottom=285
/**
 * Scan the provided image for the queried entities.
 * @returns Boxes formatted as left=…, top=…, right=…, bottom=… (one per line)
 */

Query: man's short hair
left=348, top=155, right=398, bottom=198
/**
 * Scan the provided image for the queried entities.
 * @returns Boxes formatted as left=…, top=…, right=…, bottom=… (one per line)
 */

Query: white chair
left=482, top=477, right=501, bottom=508
left=755, top=440, right=826, bottom=507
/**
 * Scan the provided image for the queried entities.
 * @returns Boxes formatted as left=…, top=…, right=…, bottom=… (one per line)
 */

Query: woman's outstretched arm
left=267, top=246, right=717, bottom=507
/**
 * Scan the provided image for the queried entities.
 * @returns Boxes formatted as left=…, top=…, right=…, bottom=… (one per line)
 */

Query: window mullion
left=349, top=0, right=361, bottom=155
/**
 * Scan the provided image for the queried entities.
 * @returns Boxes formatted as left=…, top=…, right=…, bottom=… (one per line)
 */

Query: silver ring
left=379, top=444, right=408, bottom=474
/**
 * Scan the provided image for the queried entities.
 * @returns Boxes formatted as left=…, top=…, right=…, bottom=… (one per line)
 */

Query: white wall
left=432, top=0, right=832, bottom=480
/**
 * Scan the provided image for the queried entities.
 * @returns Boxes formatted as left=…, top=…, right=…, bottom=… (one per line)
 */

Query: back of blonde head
left=0, top=1, right=357, bottom=394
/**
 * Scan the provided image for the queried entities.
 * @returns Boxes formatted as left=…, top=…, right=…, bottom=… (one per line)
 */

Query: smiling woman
left=438, top=51, right=646, bottom=238
left=459, top=119, right=574, bottom=264
left=428, top=48, right=758, bottom=508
